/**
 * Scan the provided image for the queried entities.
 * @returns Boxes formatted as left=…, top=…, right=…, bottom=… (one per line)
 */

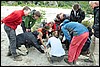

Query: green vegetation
left=1, top=1, right=93, bottom=14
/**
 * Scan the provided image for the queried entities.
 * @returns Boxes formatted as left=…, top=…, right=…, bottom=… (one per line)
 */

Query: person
left=61, top=19, right=89, bottom=65
left=16, top=31, right=45, bottom=54
left=84, top=1, right=99, bottom=66
left=46, top=21, right=56, bottom=37
left=1, top=6, right=31, bottom=61
left=54, top=13, right=70, bottom=37
left=45, top=31, right=65, bottom=63
left=21, top=9, right=41, bottom=32
left=37, top=26, right=50, bottom=39
left=70, top=3, right=85, bottom=23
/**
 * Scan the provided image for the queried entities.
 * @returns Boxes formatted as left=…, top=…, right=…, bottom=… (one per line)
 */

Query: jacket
left=61, top=19, right=89, bottom=42
left=93, top=6, right=99, bottom=38
left=16, top=32, right=39, bottom=48
left=70, top=9, right=85, bottom=23
left=1, top=10, right=25, bottom=30
left=22, top=10, right=36, bottom=29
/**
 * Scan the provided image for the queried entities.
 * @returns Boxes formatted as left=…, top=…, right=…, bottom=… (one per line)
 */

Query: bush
left=82, top=20, right=94, bottom=28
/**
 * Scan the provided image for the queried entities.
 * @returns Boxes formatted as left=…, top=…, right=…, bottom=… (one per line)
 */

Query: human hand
left=26, top=29, right=31, bottom=32
left=43, top=45, right=46, bottom=49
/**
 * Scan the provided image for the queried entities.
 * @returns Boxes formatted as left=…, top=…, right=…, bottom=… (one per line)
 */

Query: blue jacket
left=61, top=19, right=89, bottom=42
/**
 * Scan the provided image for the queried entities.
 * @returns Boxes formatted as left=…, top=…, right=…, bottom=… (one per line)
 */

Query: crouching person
left=16, top=31, right=45, bottom=54
left=61, top=19, right=89, bottom=65
left=45, top=31, right=65, bottom=63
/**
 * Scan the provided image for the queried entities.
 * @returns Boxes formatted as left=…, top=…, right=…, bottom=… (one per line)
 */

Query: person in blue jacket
left=61, top=19, right=89, bottom=65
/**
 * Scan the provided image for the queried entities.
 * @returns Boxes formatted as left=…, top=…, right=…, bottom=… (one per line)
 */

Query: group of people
left=1, top=1, right=99, bottom=66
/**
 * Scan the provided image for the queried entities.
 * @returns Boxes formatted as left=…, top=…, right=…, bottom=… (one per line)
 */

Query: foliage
left=1, top=1, right=93, bottom=14
left=82, top=19, right=94, bottom=28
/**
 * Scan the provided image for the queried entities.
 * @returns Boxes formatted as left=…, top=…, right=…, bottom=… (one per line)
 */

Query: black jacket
left=16, top=32, right=44, bottom=53
left=93, top=6, right=99, bottom=38
left=70, top=9, right=85, bottom=23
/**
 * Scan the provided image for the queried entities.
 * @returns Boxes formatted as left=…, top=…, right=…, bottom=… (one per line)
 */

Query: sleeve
left=70, top=10, right=75, bottom=21
left=95, top=9, right=99, bottom=25
left=60, top=19, right=69, bottom=26
left=24, top=16, right=30, bottom=29
left=1, top=11, right=20, bottom=23
left=53, top=23, right=57, bottom=31
left=78, top=10, right=85, bottom=22
left=61, top=25, right=71, bottom=43
left=93, top=9, right=99, bottom=31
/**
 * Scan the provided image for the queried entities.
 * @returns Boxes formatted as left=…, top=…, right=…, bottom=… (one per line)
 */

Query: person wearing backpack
left=21, top=9, right=41, bottom=32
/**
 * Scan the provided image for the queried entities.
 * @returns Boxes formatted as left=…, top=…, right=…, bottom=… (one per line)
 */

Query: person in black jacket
left=13, top=31, right=45, bottom=55
left=70, top=3, right=85, bottom=23
left=84, top=1, right=99, bottom=66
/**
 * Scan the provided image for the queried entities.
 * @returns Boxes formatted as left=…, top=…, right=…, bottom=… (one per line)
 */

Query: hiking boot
left=73, top=61, right=76, bottom=65
left=7, top=51, right=12, bottom=56
left=84, top=59, right=94, bottom=63
left=13, top=56, right=22, bottom=61
left=40, top=50, right=45, bottom=53
left=64, top=58, right=73, bottom=65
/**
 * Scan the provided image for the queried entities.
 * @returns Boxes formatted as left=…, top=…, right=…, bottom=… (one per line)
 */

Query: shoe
left=13, top=56, right=22, bottom=61
left=7, top=51, right=12, bottom=56
left=84, top=59, right=94, bottom=63
left=47, top=57, right=53, bottom=63
left=73, top=61, right=76, bottom=65
left=40, top=50, right=45, bottom=53
left=64, top=58, right=73, bottom=65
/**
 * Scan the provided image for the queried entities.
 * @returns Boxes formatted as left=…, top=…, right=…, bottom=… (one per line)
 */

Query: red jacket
left=1, top=10, right=25, bottom=30
left=47, top=22, right=56, bottom=31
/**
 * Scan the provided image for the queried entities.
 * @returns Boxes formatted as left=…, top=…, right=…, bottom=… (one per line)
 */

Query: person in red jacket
left=1, top=6, right=31, bottom=61
left=46, top=21, right=57, bottom=37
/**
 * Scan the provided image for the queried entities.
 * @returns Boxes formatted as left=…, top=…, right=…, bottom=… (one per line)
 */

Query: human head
left=59, top=13, right=69, bottom=21
left=23, top=6, right=31, bottom=16
left=43, top=26, right=50, bottom=31
left=89, top=1, right=99, bottom=9
left=73, top=3, right=80, bottom=11
left=33, top=11, right=41, bottom=20
left=52, top=31, right=58, bottom=38
left=48, top=21, right=55, bottom=27
left=59, top=13, right=64, bottom=20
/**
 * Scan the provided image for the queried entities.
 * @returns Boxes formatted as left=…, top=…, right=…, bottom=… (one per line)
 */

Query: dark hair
left=56, top=14, right=60, bottom=19
left=52, top=31, right=59, bottom=38
left=44, top=26, right=50, bottom=30
left=34, top=11, right=41, bottom=17
left=23, top=6, right=31, bottom=11
left=32, top=31, right=39, bottom=37
left=73, top=4, right=80, bottom=10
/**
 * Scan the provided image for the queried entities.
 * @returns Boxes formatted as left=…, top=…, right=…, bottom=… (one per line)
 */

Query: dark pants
left=50, top=55, right=64, bottom=62
left=4, top=24, right=17, bottom=56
